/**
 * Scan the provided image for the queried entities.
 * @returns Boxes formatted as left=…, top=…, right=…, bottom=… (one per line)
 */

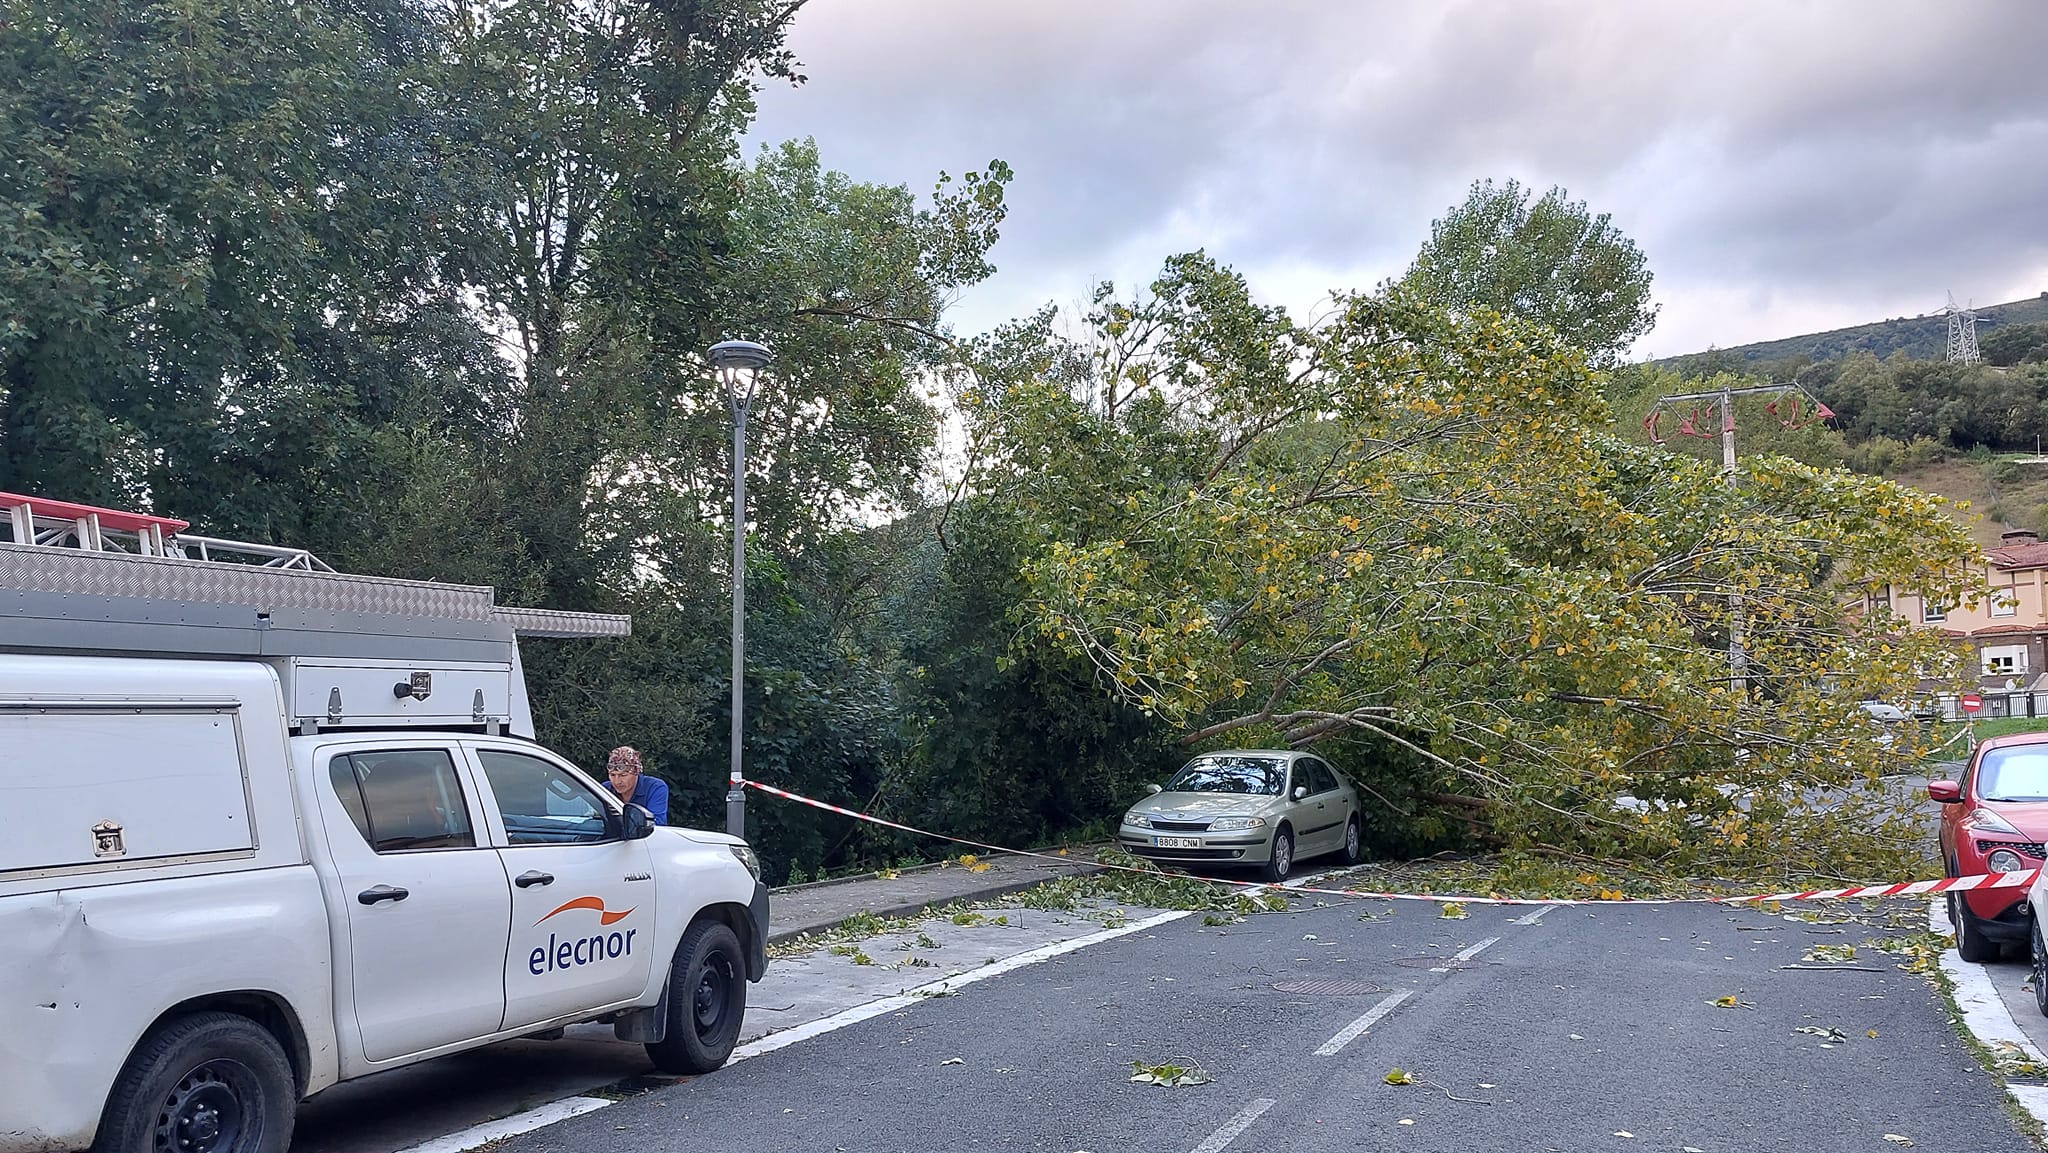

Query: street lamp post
left=710, top=339, right=773, bottom=839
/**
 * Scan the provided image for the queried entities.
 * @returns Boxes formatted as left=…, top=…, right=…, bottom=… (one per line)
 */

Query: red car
left=1929, top=732, right=2048, bottom=961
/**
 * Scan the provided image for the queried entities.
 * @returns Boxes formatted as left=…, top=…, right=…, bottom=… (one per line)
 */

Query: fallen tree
left=989, top=260, right=1983, bottom=881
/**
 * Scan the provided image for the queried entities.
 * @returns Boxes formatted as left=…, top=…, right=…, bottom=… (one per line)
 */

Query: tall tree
left=0, top=0, right=498, bottom=531
left=1403, top=178, right=1658, bottom=363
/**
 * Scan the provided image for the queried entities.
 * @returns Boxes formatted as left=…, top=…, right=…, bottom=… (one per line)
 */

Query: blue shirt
left=627, top=775, right=669, bottom=825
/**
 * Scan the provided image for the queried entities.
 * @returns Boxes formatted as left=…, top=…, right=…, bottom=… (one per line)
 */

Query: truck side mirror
left=1926, top=779, right=1963, bottom=804
left=619, top=803, right=657, bottom=839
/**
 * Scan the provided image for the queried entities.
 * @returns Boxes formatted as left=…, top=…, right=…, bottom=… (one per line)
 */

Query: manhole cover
left=1271, top=979, right=1385, bottom=995
left=1391, top=956, right=1484, bottom=969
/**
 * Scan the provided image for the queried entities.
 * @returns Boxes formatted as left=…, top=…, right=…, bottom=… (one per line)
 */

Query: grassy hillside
left=1656, top=294, right=2048, bottom=367
left=1892, top=455, right=2048, bottom=550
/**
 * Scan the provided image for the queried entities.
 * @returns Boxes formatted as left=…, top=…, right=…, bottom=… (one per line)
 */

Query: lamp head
left=708, top=339, right=773, bottom=372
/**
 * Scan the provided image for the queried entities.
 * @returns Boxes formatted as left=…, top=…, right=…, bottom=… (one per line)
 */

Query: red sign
left=1961, top=692, right=1984, bottom=714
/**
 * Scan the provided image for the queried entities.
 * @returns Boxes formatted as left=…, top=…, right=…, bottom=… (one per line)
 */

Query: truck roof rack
left=0, top=492, right=628, bottom=735
left=0, top=491, right=628, bottom=640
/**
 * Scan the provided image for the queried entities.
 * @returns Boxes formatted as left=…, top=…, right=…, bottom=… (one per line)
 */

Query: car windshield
left=1165, top=756, right=1285, bottom=796
left=1979, top=748, right=2048, bottom=802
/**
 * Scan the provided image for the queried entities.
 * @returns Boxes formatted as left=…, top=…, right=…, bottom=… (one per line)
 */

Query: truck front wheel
left=93, top=1011, right=294, bottom=1153
left=645, top=920, right=747, bottom=1074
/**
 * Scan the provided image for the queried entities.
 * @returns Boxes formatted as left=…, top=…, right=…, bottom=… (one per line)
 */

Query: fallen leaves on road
left=1130, top=1058, right=1213, bottom=1087
left=956, top=854, right=993, bottom=874
left=1614, top=1131, right=1635, bottom=1138
left=1883, top=1134, right=1914, bottom=1147
left=1794, top=1026, right=1849, bottom=1044
left=1801, top=944, right=1858, bottom=963
left=1382, top=1066, right=1492, bottom=1104
left=940, top=1057, right=964, bottom=1065
left=1986, top=1040, right=2048, bottom=1078
left=1440, top=902, right=1468, bottom=919
left=1710, top=995, right=1756, bottom=1009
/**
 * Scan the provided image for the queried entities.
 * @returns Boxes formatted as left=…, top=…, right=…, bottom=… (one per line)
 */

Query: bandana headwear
left=607, top=746, right=642, bottom=773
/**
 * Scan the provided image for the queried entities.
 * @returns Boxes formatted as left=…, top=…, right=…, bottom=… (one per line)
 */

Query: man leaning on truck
left=607, top=745, right=669, bottom=824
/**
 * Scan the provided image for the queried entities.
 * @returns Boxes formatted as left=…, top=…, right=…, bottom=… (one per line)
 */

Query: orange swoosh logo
left=536, top=895, right=636, bottom=926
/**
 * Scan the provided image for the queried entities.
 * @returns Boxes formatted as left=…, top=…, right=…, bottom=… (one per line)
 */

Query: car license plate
left=1153, top=835, right=1201, bottom=849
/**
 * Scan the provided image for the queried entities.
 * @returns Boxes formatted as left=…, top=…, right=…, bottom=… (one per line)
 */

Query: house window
left=1992, top=588, right=2019, bottom=618
left=1923, top=598, right=1947, bottom=624
left=1983, top=644, right=2029, bottom=678
left=1868, top=586, right=1893, bottom=614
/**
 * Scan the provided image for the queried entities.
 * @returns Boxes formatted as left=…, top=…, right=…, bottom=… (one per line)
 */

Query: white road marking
left=729, top=909, right=1193, bottom=1065
left=1314, top=989, right=1414, bottom=1056
left=1189, top=1097, right=1277, bottom=1153
left=1239, top=865, right=1344, bottom=902
left=1429, top=935, right=1501, bottom=972
left=1513, top=904, right=1558, bottom=925
left=390, top=1097, right=613, bottom=1153
left=398, top=911, right=1193, bottom=1153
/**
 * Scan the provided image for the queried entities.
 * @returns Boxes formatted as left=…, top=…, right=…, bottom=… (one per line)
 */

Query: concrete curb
left=770, top=843, right=1111, bottom=896
left=1929, top=896, right=2048, bottom=1134
left=766, top=863, right=1106, bottom=946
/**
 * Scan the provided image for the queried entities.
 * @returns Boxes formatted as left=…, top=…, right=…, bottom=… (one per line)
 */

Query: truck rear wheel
left=645, top=920, right=747, bottom=1074
left=93, top=1011, right=294, bottom=1153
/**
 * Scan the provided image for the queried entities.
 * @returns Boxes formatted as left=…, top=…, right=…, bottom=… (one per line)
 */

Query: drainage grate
left=1271, top=979, right=1385, bottom=995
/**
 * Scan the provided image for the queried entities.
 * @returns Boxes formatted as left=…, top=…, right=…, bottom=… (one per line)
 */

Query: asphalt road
left=493, top=898, right=2030, bottom=1153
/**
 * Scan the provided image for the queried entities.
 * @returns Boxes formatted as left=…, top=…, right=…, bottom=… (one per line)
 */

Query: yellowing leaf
left=1384, top=1068, right=1414, bottom=1085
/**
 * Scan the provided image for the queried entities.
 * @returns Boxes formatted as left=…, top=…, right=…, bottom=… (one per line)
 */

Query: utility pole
left=1648, top=381, right=1809, bottom=694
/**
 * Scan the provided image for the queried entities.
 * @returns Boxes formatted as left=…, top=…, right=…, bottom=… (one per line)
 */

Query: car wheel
left=645, top=920, right=747, bottom=1074
left=1951, top=891, right=2001, bottom=963
left=1339, top=817, right=1363, bottom=865
left=92, top=1011, right=295, bottom=1153
left=2033, top=921, right=2048, bottom=1018
left=1261, top=826, right=1294, bottom=884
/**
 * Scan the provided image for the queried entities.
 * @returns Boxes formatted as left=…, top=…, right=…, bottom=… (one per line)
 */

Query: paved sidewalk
left=767, top=849, right=1106, bottom=944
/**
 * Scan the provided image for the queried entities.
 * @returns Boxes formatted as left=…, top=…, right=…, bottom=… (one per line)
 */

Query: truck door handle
left=357, top=885, right=409, bottom=905
left=515, top=870, right=555, bottom=888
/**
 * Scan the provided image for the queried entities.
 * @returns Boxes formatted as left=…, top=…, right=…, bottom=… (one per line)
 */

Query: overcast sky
left=747, top=0, right=2048, bottom=360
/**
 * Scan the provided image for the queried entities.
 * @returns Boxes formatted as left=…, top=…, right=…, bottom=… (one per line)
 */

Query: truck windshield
left=1165, top=756, right=1285, bottom=796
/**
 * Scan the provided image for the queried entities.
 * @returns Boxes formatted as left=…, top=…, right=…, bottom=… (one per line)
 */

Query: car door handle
left=357, top=885, right=409, bottom=905
left=515, top=870, right=555, bottom=888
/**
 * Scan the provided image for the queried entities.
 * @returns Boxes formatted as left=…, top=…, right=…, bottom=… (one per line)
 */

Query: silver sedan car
left=1117, top=750, right=1362, bottom=882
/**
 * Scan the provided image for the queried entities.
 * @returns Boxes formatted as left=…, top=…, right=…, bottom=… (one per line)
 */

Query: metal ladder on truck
left=3, top=490, right=335, bottom=570
left=0, top=491, right=629, bottom=737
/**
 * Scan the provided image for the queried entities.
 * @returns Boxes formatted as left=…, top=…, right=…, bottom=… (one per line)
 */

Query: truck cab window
left=478, top=749, right=613, bottom=845
left=333, top=750, right=476, bottom=852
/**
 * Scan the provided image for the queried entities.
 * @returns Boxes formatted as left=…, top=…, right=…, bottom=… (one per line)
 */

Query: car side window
left=331, top=749, right=476, bottom=853
left=478, top=749, right=615, bottom=846
left=1302, top=757, right=1335, bottom=794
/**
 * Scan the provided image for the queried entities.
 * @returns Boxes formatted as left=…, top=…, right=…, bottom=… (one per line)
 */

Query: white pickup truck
left=0, top=653, right=768, bottom=1153
left=0, top=503, right=769, bottom=1153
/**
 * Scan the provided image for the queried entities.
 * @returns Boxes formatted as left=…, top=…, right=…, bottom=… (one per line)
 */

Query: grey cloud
left=750, top=0, right=2048, bottom=348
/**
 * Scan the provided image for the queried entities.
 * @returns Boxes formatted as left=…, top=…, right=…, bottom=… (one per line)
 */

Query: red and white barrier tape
left=742, top=779, right=2040, bottom=908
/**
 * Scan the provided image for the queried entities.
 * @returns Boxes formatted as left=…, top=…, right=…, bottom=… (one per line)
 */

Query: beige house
left=1887, top=529, right=2048, bottom=716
